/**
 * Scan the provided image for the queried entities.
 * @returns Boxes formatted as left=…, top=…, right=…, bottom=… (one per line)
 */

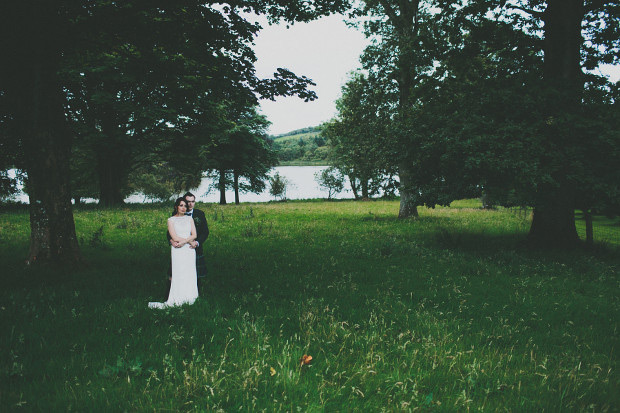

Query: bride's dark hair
left=172, top=197, right=186, bottom=216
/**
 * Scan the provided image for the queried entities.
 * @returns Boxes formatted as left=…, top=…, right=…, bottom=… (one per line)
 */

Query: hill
left=270, top=125, right=329, bottom=165
left=272, top=125, right=322, bottom=141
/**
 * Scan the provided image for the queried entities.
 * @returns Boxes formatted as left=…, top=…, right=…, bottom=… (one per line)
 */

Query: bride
left=149, top=197, right=199, bottom=309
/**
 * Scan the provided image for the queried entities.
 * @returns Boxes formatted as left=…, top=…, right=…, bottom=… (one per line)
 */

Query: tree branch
left=585, top=0, right=615, bottom=13
left=412, top=0, right=420, bottom=37
left=507, top=4, right=545, bottom=19
left=377, top=0, right=400, bottom=27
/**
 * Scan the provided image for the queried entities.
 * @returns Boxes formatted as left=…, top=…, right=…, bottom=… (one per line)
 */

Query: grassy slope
left=277, top=160, right=328, bottom=166
left=273, top=129, right=328, bottom=166
left=273, top=131, right=321, bottom=143
left=1, top=200, right=618, bottom=411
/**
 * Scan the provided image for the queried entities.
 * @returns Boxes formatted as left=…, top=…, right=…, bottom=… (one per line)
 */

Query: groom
left=168, top=192, right=209, bottom=286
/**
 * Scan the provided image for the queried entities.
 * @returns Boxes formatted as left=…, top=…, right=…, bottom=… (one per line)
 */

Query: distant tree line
left=273, top=126, right=323, bottom=138
left=270, top=127, right=329, bottom=164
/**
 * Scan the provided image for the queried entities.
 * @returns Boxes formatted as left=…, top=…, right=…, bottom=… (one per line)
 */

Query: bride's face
left=177, top=201, right=187, bottom=214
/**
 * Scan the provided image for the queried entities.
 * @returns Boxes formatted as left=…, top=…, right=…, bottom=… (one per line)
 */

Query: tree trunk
left=543, top=0, right=583, bottom=85
left=97, top=151, right=126, bottom=207
left=23, top=73, right=82, bottom=265
left=348, top=175, right=359, bottom=199
left=219, top=169, right=227, bottom=205
left=583, top=209, right=593, bottom=245
left=481, top=190, right=494, bottom=209
left=97, top=102, right=127, bottom=207
left=361, top=177, right=369, bottom=200
left=74, top=197, right=81, bottom=206
left=4, top=1, right=82, bottom=264
left=234, top=170, right=240, bottom=205
left=398, top=162, right=419, bottom=219
left=528, top=189, right=579, bottom=247
left=528, top=0, right=583, bottom=246
left=394, top=0, right=421, bottom=218
left=25, top=136, right=81, bottom=264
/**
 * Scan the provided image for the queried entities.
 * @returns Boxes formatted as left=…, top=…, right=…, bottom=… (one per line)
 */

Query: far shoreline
left=277, top=161, right=329, bottom=166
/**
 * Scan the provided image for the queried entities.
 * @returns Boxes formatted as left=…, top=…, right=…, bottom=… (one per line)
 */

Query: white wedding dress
left=149, top=216, right=198, bottom=309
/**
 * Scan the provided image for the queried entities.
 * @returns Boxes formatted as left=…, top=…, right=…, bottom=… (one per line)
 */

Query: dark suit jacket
left=167, top=208, right=209, bottom=255
left=190, top=208, right=208, bottom=255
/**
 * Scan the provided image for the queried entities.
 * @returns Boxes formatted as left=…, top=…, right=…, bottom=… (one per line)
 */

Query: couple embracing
left=148, top=192, right=208, bottom=309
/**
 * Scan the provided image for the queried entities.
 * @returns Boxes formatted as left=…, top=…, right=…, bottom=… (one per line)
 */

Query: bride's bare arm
left=188, top=219, right=197, bottom=242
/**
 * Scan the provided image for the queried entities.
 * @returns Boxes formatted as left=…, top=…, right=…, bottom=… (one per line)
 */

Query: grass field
left=1, top=200, right=618, bottom=411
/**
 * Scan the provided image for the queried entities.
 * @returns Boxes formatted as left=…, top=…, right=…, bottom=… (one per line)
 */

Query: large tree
left=1, top=1, right=81, bottom=263
left=511, top=0, right=619, bottom=245
left=202, top=105, right=276, bottom=205
left=347, top=0, right=618, bottom=245
left=323, top=73, right=396, bottom=199
left=227, top=111, right=277, bottom=205
left=0, top=0, right=349, bottom=264
left=65, top=2, right=325, bottom=207
left=403, top=0, right=620, bottom=246
left=351, top=0, right=440, bottom=216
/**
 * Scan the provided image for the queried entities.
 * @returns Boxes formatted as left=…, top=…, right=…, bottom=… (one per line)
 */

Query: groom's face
left=185, top=196, right=196, bottom=212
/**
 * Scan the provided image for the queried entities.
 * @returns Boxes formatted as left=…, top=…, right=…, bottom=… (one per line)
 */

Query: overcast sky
left=253, top=14, right=368, bottom=135
left=253, top=15, right=620, bottom=136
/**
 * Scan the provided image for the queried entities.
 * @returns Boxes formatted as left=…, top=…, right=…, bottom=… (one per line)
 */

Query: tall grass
left=1, top=200, right=618, bottom=411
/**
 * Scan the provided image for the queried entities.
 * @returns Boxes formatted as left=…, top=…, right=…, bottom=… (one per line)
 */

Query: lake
left=10, top=166, right=360, bottom=204
left=127, top=166, right=356, bottom=203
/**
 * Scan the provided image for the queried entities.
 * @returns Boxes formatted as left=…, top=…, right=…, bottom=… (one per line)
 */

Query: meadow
left=1, top=200, right=618, bottom=411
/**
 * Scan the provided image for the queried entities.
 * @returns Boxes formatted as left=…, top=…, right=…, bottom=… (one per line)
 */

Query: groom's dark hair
left=183, top=192, right=195, bottom=199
